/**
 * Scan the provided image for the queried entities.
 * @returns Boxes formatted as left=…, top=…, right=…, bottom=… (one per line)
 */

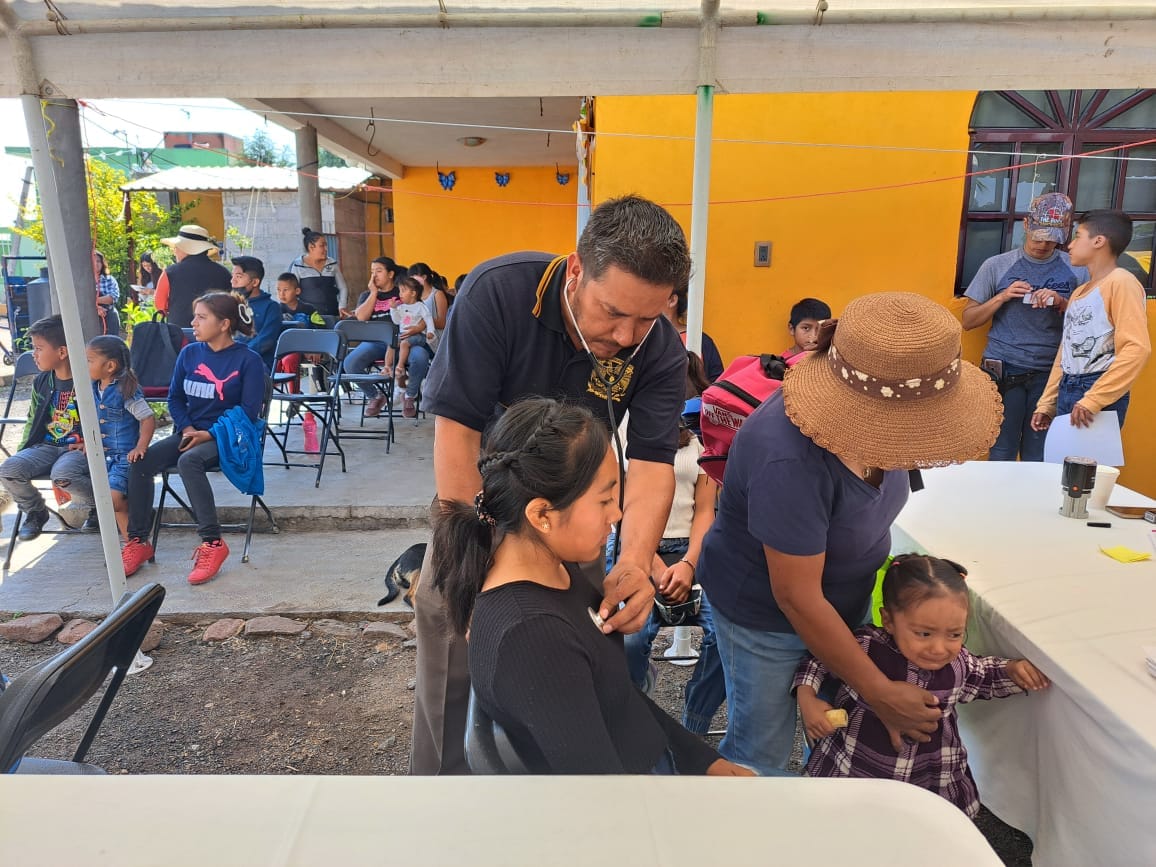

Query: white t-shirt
left=663, top=437, right=705, bottom=539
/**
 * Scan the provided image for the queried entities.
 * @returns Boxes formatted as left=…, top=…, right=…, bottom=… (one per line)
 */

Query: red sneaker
left=121, top=538, right=154, bottom=577
left=188, top=539, right=229, bottom=585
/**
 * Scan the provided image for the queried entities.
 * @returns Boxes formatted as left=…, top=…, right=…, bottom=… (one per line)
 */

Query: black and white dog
left=378, top=543, right=426, bottom=608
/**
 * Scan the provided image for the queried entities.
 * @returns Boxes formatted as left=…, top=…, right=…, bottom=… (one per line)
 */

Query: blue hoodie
left=237, top=291, right=283, bottom=370
left=169, top=341, right=264, bottom=433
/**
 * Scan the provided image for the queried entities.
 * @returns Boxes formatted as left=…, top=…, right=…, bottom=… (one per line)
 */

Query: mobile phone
left=1104, top=505, right=1156, bottom=521
left=980, top=358, right=1004, bottom=381
left=179, top=435, right=194, bottom=450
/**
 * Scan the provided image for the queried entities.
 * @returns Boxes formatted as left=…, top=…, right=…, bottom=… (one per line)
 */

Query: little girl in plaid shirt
left=792, top=554, right=1050, bottom=816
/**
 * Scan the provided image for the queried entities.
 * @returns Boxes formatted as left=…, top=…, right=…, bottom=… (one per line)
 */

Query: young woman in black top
left=432, top=397, right=753, bottom=776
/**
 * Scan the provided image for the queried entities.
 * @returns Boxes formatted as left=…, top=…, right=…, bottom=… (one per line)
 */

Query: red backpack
left=698, top=353, right=799, bottom=485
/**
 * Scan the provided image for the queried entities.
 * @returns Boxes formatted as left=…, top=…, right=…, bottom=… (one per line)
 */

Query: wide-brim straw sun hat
left=782, top=292, right=1002, bottom=470
left=161, top=224, right=217, bottom=256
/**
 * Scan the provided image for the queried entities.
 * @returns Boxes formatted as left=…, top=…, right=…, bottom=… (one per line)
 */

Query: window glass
left=1121, top=220, right=1153, bottom=286
left=961, top=222, right=1005, bottom=288
left=1019, top=91, right=1056, bottom=122
left=1075, top=149, right=1118, bottom=211
left=972, top=93, right=1042, bottom=128
left=1014, top=143, right=1063, bottom=212
left=1122, top=145, right=1156, bottom=212
left=1102, top=94, right=1156, bottom=129
left=969, top=145, right=1012, bottom=212
left=1094, top=89, right=1142, bottom=119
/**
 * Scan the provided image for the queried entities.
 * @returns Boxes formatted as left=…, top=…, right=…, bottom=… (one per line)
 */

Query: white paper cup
left=1089, top=465, right=1120, bottom=510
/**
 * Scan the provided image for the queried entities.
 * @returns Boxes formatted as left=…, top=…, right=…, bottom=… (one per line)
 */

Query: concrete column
left=23, top=92, right=127, bottom=602
left=21, top=95, right=101, bottom=337
left=296, top=124, right=323, bottom=233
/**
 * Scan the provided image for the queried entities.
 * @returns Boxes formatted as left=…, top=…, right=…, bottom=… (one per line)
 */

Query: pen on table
left=1086, top=522, right=1112, bottom=528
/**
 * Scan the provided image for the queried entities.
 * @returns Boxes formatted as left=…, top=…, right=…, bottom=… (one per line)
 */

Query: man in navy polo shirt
left=412, top=195, right=691, bottom=775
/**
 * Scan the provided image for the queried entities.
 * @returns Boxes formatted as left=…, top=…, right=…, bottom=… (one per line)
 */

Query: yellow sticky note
left=1100, top=545, right=1152, bottom=563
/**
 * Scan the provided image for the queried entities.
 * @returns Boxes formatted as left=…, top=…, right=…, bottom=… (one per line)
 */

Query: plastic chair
left=148, top=378, right=279, bottom=564
left=0, top=582, right=165, bottom=775
left=464, top=689, right=530, bottom=774
left=0, top=350, right=38, bottom=456
left=334, top=318, right=398, bottom=450
left=267, top=329, right=347, bottom=488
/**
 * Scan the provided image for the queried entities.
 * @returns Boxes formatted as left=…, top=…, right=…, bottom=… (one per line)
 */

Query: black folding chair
left=267, top=329, right=347, bottom=488
left=0, top=350, right=38, bottom=456
left=4, top=477, right=91, bottom=570
left=334, top=318, right=398, bottom=450
left=0, top=583, right=165, bottom=775
left=148, top=378, right=279, bottom=564
left=464, top=689, right=531, bottom=774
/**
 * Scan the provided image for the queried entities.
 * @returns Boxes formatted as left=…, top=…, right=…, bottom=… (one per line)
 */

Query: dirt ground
left=1, top=623, right=1030, bottom=865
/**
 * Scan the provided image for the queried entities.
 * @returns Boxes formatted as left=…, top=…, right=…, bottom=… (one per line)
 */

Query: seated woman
left=120, top=291, right=265, bottom=586
left=432, top=397, right=752, bottom=776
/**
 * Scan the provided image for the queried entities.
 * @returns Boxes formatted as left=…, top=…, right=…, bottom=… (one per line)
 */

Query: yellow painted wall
left=593, top=93, right=1156, bottom=496
left=392, top=166, right=576, bottom=281
left=177, top=191, right=224, bottom=242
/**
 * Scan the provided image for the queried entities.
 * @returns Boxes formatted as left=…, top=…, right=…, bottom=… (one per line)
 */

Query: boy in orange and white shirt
left=1032, top=209, right=1151, bottom=433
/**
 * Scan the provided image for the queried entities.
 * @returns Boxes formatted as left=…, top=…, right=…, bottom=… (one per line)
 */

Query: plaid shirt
left=792, top=625, right=1024, bottom=817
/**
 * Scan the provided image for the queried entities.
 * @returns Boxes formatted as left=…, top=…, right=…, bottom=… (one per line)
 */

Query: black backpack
left=131, top=313, right=185, bottom=398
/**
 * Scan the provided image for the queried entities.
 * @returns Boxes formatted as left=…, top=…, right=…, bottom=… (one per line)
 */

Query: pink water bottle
left=302, top=411, right=320, bottom=454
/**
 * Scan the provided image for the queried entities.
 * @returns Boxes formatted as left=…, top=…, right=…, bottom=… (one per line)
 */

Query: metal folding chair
left=148, top=378, right=279, bottom=564
left=0, top=583, right=165, bottom=775
left=334, top=318, right=398, bottom=450
left=0, top=351, right=38, bottom=456
left=267, top=329, right=347, bottom=488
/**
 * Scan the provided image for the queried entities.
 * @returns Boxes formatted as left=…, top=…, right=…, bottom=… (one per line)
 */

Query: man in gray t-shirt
left=962, top=192, right=1087, bottom=461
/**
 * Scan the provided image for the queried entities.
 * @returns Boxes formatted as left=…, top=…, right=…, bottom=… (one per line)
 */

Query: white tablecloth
left=894, top=461, right=1156, bottom=867
left=0, top=775, right=999, bottom=866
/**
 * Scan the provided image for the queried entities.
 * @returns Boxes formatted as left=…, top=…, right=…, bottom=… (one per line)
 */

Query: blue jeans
left=403, top=344, right=432, bottom=400
left=712, top=603, right=809, bottom=777
left=1058, top=371, right=1130, bottom=427
left=343, top=341, right=390, bottom=397
left=0, top=444, right=93, bottom=513
left=989, top=367, right=1049, bottom=461
left=624, top=590, right=727, bottom=735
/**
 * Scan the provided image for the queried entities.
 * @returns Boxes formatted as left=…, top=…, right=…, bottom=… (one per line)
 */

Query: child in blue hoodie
left=121, top=292, right=264, bottom=586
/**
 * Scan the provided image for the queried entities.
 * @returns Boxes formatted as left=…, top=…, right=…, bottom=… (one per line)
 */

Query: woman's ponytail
left=431, top=499, right=497, bottom=635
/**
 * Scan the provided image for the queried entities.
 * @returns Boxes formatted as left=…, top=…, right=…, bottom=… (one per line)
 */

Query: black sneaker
left=81, top=509, right=99, bottom=532
left=18, top=508, right=51, bottom=541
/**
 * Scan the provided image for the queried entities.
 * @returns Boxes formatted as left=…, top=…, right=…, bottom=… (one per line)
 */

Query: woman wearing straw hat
left=697, top=292, right=1003, bottom=777
left=154, top=225, right=232, bottom=330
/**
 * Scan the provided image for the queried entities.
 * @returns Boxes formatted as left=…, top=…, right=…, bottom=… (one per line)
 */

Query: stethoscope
left=562, top=275, right=658, bottom=567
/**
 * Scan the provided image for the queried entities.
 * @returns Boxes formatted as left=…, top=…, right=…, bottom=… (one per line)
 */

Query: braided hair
left=882, top=554, right=968, bottom=614
left=87, top=335, right=140, bottom=400
left=431, top=398, right=610, bottom=635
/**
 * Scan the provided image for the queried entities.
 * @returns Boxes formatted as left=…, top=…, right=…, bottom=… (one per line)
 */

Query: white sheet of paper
left=1042, top=412, right=1125, bottom=466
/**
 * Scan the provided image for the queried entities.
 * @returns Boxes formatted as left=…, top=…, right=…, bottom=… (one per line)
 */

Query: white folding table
left=0, top=775, right=1000, bottom=866
left=894, top=461, right=1156, bottom=867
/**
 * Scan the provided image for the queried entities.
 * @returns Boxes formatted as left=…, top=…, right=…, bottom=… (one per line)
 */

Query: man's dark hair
left=1079, top=209, right=1133, bottom=257
left=789, top=297, right=832, bottom=328
left=576, top=195, right=691, bottom=292
left=231, top=255, right=265, bottom=282
left=276, top=272, right=299, bottom=288
left=28, top=314, right=66, bottom=349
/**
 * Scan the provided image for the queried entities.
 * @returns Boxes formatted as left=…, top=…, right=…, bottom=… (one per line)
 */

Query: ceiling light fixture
left=458, top=136, right=487, bottom=148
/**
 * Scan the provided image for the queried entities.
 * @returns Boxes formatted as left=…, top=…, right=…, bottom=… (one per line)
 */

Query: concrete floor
left=0, top=406, right=435, bottom=621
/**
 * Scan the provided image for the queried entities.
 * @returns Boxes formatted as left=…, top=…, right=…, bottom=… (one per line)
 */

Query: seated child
left=0, top=315, right=94, bottom=539
left=793, top=554, right=1049, bottom=816
left=784, top=297, right=832, bottom=360
left=87, top=336, right=155, bottom=540
left=386, top=275, right=435, bottom=386
left=432, top=397, right=753, bottom=776
left=276, top=272, right=326, bottom=328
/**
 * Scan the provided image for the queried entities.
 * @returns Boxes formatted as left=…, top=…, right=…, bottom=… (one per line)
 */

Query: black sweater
left=468, top=566, right=720, bottom=774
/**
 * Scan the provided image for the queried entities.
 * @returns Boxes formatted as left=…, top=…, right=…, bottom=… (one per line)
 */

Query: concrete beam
left=6, top=22, right=1156, bottom=99
left=236, top=98, right=405, bottom=181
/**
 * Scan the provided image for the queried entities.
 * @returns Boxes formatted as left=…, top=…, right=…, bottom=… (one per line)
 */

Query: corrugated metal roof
left=120, top=165, right=372, bottom=192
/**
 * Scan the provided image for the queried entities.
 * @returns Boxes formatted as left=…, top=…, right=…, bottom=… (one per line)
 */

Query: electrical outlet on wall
left=754, top=241, right=772, bottom=267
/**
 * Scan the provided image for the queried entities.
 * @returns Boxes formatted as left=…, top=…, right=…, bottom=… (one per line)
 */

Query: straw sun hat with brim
left=161, top=225, right=218, bottom=257
left=782, top=292, right=1002, bottom=470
